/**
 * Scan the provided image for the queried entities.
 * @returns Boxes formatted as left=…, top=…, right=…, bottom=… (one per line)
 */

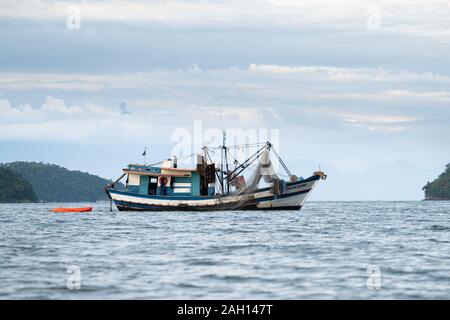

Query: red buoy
left=50, top=207, right=93, bottom=213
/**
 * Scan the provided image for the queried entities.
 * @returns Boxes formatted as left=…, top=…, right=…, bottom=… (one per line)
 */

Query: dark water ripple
left=0, top=201, right=449, bottom=299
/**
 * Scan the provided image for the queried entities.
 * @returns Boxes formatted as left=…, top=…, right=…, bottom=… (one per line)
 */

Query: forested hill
left=0, top=167, right=38, bottom=203
left=1, top=162, right=118, bottom=202
left=423, top=163, right=450, bottom=200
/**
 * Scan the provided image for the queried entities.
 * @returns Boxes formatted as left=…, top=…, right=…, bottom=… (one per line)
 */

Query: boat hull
left=106, top=175, right=320, bottom=212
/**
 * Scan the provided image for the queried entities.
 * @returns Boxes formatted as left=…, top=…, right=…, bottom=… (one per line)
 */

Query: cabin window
left=148, top=177, right=158, bottom=195
left=128, top=174, right=140, bottom=186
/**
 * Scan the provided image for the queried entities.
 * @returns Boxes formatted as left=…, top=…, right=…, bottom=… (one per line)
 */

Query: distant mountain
left=0, top=167, right=37, bottom=203
left=423, top=163, right=450, bottom=200
left=0, top=162, right=121, bottom=202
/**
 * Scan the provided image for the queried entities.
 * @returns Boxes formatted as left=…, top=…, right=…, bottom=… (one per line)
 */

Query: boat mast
left=223, top=131, right=230, bottom=193
left=218, top=105, right=226, bottom=194
left=220, top=130, right=229, bottom=194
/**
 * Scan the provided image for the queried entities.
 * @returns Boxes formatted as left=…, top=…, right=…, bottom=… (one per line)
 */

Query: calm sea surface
left=0, top=201, right=449, bottom=299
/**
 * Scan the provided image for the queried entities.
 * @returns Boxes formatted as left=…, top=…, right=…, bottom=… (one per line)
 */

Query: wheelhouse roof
left=124, top=164, right=197, bottom=177
left=123, top=169, right=191, bottom=177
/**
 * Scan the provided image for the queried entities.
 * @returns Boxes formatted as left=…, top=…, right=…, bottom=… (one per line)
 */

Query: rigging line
left=183, top=153, right=197, bottom=161
left=205, top=142, right=266, bottom=150
left=271, top=147, right=292, bottom=178
left=206, top=148, right=221, bottom=159
left=209, top=142, right=269, bottom=184
left=231, top=151, right=258, bottom=173
left=146, top=160, right=164, bottom=167
left=145, top=152, right=196, bottom=168
left=237, top=163, right=259, bottom=174
left=226, top=150, right=241, bottom=166
left=217, top=149, right=259, bottom=178
left=108, top=172, right=127, bottom=189
left=226, top=150, right=260, bottom=174
left=228, top=144, right=269, bottom=183
left=274, top=151, right=291, bottom=177
left=225, top=143, right=267, bottom=150
left=229, top=142, right=267, bottom=147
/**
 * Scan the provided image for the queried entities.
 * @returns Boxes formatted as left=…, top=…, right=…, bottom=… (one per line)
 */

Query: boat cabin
left=123, top=159, right=216, bottom=197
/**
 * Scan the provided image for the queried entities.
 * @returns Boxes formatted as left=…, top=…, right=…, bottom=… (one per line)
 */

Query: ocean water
left=0, top=201, right=449, bottom=300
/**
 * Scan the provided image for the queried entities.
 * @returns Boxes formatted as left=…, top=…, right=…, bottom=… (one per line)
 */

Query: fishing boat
left=105, top=140, right=326, bottom=211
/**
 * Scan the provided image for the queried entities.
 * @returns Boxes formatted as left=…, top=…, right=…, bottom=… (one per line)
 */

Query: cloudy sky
left=1, top=0, right=449, bottom=200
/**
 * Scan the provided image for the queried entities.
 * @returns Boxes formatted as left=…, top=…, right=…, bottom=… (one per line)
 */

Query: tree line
left=0, top=162, right=121, bottom=203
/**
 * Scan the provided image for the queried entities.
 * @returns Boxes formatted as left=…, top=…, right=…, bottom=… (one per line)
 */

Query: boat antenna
left=142, top=147, right=147, bottom=166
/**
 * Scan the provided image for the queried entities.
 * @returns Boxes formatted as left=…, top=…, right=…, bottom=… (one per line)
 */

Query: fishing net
left=227, top=149, right=280, bottom=209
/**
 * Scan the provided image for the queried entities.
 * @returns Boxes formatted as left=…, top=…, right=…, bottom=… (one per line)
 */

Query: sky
left=0, top=0, right=449, bottom=200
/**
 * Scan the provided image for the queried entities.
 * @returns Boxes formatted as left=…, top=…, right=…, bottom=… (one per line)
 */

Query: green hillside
left=0, top=167, right=38, bottom=203
left=423, top=163, right=450, bottom=200
left=1, top=162, right=120, bottom=202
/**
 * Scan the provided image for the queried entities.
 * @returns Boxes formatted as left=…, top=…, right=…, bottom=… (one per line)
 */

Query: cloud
left=1, top=0, right=449, bottom=36
left=3, top=100, right=125, bottom=141
left=343, top=114, right=418, bottom=124
left=0, top=62, right=448, bottom=168
left=293, top=106, right=421, bottom=133
left=1, top=96, right=114, bottom=116
left=248, top=64, right=450, bottom=83
left=341, top=113, right=419, bottom=133
left=0, top=96, right=162, bottom=143
left=2, top=65, right=450, bottom=96
left=0, top=64, right=448, bottom=139
left=381, top=89, right=450, bottom=102
left=0, top=96, right=272, bottom=143
left=0, top=73, right=140, bottom=91
left=0, top=1, right=277, bottom=23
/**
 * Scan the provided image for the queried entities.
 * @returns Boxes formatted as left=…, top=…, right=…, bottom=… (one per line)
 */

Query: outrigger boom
left=106, top=141, right=326, bottom=211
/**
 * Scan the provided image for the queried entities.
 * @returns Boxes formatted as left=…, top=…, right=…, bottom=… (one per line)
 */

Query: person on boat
left=160, top=177, right=168, bottom=196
